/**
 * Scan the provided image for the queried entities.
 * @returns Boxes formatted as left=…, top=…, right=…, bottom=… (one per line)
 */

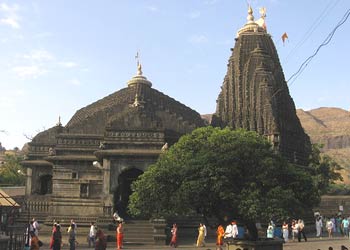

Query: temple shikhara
left=20, top=6, right=311, bottom=241
left=212, top=6, right=311, bottom=165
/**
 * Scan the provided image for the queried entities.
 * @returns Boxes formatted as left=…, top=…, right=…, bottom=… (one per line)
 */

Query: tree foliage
left=309, top=143, right=343, bottom=194
left=0, top=154, right=26, bottom=186
left=129, top=127, right=320, bottom=236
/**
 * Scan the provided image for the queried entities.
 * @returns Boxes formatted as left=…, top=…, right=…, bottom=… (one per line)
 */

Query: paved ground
left=35, top=235, right=350, bottom=250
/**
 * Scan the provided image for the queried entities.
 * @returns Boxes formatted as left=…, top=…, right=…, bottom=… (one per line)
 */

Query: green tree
left=0, top=154, right=26, bottom=186
left=129, top=127, right=320, bottom=239
left=309, top=143, right=343, bottom=194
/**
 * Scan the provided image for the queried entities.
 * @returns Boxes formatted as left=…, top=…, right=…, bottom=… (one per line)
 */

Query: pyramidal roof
left=213, top=6, right=311, bottom=165
left=31, top=61, right=204, bottom=144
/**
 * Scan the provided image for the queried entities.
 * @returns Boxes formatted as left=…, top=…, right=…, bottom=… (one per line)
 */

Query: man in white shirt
left=203, top=223, right=207, bottom=244
left=32, top=218, right=40, bottom=236
left=88, top=222, right=97, bottom=247
left=224, top=221, right=239, bottom=239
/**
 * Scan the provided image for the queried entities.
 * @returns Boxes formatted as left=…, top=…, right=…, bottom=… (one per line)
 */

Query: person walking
left=316, top=216, right=323, bottom=238
left=224, top=221, right=238, bottom=240
left=282, top=221, right=289, bottom=242
left=291, top=220, right=298, bottom=242
left=68, top=223, right=76, bottom=250
left=327, top=218, right=334, bottom=238
left=297, top=219, right=307, bottom=242
left=342, top=217, right=349, bottom=238
left=267, top=223, right=274, bottom=238
left=50, top=224, right=62, bottom=250
left=32, top=218, right=40, bottom=237
left=88, top=222, right=97, bottom=248
left=116, top=222, right=124, bottom=250
left=216, top=224, right=225, bottom=249
left=196, top=223, right=205, bottom=247
left=203, top=223, right=207, bottom=245
left=169, top=223, right=178, bottom=248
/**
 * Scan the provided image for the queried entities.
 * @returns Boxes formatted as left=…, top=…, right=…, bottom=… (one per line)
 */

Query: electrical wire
left=270, top=7, right=350, bottom=100
left=283, top=0, right=341, bottom=64
left=287, top=8, right=350, bottom=85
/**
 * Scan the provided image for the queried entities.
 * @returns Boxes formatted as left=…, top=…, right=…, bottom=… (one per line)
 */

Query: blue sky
left=0, top=0, right=349, bottom=149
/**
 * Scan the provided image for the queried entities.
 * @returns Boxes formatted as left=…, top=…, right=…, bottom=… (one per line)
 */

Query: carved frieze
left=105, top=131, right=164, bottom=140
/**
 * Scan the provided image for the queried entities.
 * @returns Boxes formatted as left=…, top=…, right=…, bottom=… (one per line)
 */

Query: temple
left=20, top=6, right=312, bottom=243
left=212, top=6, right=311, bottom=165
left=21, top=60, right=205, bottom=220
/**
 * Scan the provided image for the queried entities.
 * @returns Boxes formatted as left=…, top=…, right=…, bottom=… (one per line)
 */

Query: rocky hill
left=297, top=107, right=350, bottom=183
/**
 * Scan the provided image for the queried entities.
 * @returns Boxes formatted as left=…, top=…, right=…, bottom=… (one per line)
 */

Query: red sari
left=216, top=225, right=225, bottom=246
left=169, top=224, right=177, bottom=247
left=116, top=223, right=124, bottom=250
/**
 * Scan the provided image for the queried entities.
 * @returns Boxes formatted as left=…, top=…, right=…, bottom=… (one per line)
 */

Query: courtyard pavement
left=36, top=235, right=350, bottom=250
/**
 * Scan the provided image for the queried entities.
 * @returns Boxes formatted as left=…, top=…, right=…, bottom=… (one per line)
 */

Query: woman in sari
left=216, top=224, right=225, bottom=247
left=116, top=222, right=124, bottom=250
left=196, top=223, right=205, bottom=247
left=169, top=223, right=178, bottom=248
left=51, top=224, right=62, bottom=250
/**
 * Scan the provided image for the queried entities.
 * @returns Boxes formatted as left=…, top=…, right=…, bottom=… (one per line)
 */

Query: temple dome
left=127, top=63, right=152, bottom=87
left=63, top=63, right=204, bottom=135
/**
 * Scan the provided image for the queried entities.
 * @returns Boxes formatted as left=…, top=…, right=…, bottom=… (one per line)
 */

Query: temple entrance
left=39, top=174, right=52, bottom=195
left=114, top=168, right=143, bottom=218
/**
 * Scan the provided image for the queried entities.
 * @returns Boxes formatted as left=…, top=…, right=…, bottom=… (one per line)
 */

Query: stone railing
left=26, top=198, right=50, bottom=214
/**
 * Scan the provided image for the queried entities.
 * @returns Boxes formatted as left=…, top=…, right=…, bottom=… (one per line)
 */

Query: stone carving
left=212, top=6, right=311, bottom=165
left=48, top=147, right=56, bottom=156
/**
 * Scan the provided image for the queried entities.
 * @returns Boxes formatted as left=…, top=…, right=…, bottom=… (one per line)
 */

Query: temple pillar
left=25, top=168, right=32, bottom=196
left=102, top=158, right=111, bottom=195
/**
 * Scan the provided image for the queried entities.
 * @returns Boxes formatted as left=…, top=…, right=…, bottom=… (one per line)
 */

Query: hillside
left=297, top=107, right=350, bottom=184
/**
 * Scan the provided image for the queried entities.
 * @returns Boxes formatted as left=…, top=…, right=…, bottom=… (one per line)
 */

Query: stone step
left=25, top=219, right=156, bottom=244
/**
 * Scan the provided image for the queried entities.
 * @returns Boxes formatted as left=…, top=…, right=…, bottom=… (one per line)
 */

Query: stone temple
left=21, top=6, right=311, bottom=227
left=21, top=62, right=205, bottom=219
left=212, top=6, right=311, bottom=165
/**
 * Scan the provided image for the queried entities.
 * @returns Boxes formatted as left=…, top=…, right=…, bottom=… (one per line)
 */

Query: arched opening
left=39, top=174, right=52, bottom=195
left=114, top=168, right=143, bottom=218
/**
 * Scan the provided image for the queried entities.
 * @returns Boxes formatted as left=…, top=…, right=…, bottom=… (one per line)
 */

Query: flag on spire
left=281, top=32, right=289, bottom=44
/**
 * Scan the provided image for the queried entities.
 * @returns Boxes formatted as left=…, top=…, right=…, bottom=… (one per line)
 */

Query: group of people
left=268, top=219, right=307, bottom=243
left=168, top=221, right=231, bottom=249
left=49, top=219, right=82, bottom=250
left=24, top=217, right=42, bottom=250
left=24, top=218, right=109, bottom=250
left=316, top=214, right=350, bottom=239
left=24, top=211, right=127, bottom=250
left=50, top=219, right=109, bottom=250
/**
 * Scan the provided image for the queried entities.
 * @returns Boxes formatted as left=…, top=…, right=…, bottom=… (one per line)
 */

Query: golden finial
left=247, top=5, right=254, bottom=23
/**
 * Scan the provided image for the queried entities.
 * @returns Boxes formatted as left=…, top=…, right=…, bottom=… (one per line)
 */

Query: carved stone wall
left=213, top=32, right=311, bottom=165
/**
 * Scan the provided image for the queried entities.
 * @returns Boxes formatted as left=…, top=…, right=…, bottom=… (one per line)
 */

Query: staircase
left=105, top=220, right=155, bottom=245
left=15, top=212, right=158, bottom=246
